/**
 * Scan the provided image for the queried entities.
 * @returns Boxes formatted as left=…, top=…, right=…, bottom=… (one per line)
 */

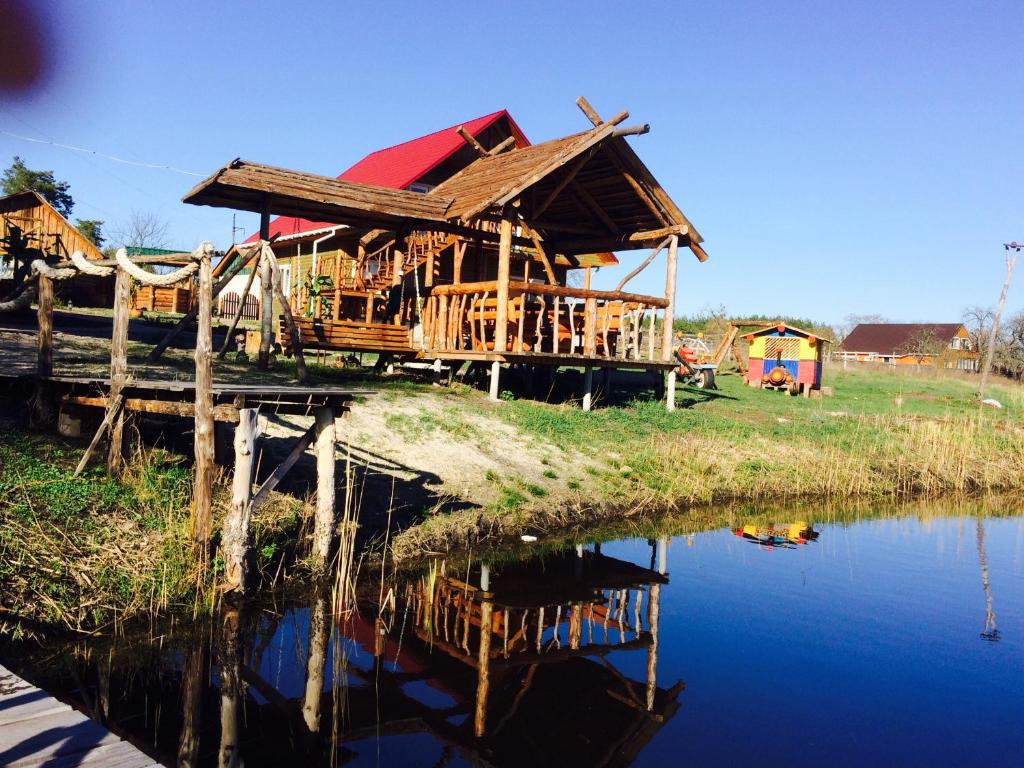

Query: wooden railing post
left=584, top=296, right=598, bottom=356
left=192, top=244, right=215, bottom=546
left=107, top=267, right=130, bottom=475
left=33, top=273, right=54, bottom=424
left=257, top=198, right=273, bottom=371
left=494, top=209, right=513, bottom=353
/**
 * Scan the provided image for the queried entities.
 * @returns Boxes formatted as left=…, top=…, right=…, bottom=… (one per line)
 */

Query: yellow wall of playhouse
left=748, top=332, right=820, bottom=361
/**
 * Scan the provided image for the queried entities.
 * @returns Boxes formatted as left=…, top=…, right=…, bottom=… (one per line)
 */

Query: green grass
left=487, top=365, right=1024, bottom=505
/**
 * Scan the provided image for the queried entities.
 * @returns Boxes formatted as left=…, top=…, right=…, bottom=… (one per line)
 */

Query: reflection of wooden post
left=474, top=599, right=493, bottom=738
left=218, top=608, right=243, bottom=768
left=193, top=246, right=215, bottom=548
left=222, top=408, right=257, bottom=590
left=311, top=406, right=337, bottom=570
left=645, top=537, right=666, bottom=711
left=302, top=595, right=328, bottom=734
left=177, top=639, right=206, bottom=768
left=107, top=267, right=130, bottom=474
left=663, top=235, right=679, bottom=412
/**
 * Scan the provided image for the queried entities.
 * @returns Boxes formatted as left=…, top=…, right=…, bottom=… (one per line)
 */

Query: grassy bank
left=389, top=365, right=1024, bottom=556
left=0, top=428, right=309, bottom=635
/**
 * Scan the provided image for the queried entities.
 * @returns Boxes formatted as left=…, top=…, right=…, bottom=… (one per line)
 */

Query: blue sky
left=2, top=0, right=1021, bottom=326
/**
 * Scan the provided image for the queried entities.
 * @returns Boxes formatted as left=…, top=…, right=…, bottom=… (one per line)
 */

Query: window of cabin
left=407, top=182, right=435, bottom=194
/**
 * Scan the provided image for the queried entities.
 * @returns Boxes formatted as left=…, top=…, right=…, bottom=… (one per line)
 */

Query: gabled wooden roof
left=183, top=159, right=454, bottom=230
left=430, top=114, right=706, bottom=260
left=0, top=190, right=104, bottom=262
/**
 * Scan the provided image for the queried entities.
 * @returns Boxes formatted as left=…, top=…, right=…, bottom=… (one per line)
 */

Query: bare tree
left=898, top=328, right=947, bottom=366
left=962, top=305, right=994, bottom=355
left=838, top=313, right=888, bottom=342
left=111, top=210, right=169, bottom=250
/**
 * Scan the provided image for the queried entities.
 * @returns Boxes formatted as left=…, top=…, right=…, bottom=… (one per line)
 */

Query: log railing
left=421, top=280, right=668, bottom=361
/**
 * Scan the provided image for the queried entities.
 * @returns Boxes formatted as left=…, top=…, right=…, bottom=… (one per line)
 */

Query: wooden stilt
left=582, top=366, right=594, bottom=411
left=489, top=360, right=501, bottom=401
left=192, top=246, right=215, bottom=547
left=107, top=267, right=130, bottom=475
left=311, top=406, right=337, bottom=570
left=222, top=408, right=258, bottom=592
left=663, top=235, right=679, bottom=412
left=666, top=369, right=677, bottom=412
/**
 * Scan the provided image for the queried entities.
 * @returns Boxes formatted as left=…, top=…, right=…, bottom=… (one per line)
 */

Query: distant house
left=0, top=190, right=112, bottom=307
left=837, top=323, right=978, bottom=370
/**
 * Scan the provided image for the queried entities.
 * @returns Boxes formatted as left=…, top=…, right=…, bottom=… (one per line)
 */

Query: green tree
left=75, top=218, right=104, bottom=247
left=1, top=156, right=74, bottom=218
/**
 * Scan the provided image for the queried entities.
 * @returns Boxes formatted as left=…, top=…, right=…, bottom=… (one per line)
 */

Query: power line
left=0, top=129, right=204, bottom=177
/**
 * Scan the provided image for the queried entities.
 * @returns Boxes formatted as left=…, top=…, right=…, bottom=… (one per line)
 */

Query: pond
left=3, top=506, right=1022, bottom=767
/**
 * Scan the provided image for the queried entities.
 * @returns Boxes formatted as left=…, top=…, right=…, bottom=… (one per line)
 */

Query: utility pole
left=977, top=242, right=1020, bottom=400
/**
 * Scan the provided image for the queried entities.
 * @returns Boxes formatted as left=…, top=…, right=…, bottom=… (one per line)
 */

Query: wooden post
left=391, top=231, right=405, bottom=324
left=192, top=245, right=215, bottom=548
left=218, top=249, right=260, bottom=359
left=494, top=209, right=513, bottom=352
left=663, top=235, right=679, bottom=412
left=32, top=273, right=54, bottom=425
left=36, top=275, right=52, bottom=378
left=978, top=245, right=1019, bottom=399
left=425, top=242, right=435, bottom=288
left=257, top=199, right=273, bottom=370
left=312, top=406, right=337, bottom=570
left=221, top=408, right=257, bottom=591
left=107, top=267, right=130, bottom=475
left=584, top=297, right=597, bottom=356
left=489, top=360, right=501, bottom=401
left=582, top=366, right=594, bottom=411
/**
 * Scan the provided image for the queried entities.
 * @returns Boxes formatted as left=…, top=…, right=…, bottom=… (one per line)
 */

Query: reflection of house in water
left=733, top=521, right=820, bottom=548
left=336, top=540, right=684, bottom=766
left=4, top=542, right=682, bottom=767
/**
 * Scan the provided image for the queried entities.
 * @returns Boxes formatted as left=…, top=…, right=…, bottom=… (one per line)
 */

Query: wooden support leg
left=222, top=408, right=258, bottom=593
left=257, top=257, right=273, bottom=371
left=666, top=370, right=677, bottom=412
left=433, top=357, right=443, bottom=387
left=582, top=366, right=594, bottom=411
left=602, top=367, right=613, bottom=403
left=489, top=361, right=501, bottom=401
left=312, top=406, right=337, bottom=571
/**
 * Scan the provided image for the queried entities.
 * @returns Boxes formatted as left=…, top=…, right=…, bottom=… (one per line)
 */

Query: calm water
left=4, top=509, right=1023, bottom=767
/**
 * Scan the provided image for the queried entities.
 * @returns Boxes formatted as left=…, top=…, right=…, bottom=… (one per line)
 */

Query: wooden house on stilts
left=184, top=99, right=708, bottom=409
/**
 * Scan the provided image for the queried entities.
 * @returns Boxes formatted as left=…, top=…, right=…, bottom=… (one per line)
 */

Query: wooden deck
left=0, top=664, right=159, bottom=767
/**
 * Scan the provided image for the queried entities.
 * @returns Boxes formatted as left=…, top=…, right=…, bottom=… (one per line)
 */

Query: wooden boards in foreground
left=0, top=664, right=159, bottom=767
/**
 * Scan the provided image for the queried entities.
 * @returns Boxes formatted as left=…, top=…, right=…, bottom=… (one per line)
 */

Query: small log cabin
left=744, top=323, right=829, bottom=395
left=0, top=190, right=112, bottom=307
left=185, top=99, right=709, bottom=408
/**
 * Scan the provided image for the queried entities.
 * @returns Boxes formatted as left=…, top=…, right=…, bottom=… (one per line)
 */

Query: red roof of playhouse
left=245, top=110, right=528, bottom=242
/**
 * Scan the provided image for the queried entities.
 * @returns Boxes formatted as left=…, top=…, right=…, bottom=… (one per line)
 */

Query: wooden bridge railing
left=421, top=280, right=668, bottom=361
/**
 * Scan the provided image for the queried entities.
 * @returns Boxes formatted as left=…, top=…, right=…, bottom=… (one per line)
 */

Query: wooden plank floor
left=0, top=664, right=159, bottom=768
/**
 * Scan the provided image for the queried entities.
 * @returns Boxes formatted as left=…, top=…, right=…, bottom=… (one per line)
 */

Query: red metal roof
left=245, top=110, right=527, bottom=242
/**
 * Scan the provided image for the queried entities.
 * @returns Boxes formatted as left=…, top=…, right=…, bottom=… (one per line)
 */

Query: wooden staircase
left=357, top=231, right=455, bottom=292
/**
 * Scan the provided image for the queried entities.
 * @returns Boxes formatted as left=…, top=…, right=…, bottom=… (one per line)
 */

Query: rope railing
left=115, top=245, right=203, bottom=286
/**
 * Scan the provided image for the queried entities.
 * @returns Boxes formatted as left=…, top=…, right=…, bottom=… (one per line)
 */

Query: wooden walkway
left=0, top=664, right=159, bottom=768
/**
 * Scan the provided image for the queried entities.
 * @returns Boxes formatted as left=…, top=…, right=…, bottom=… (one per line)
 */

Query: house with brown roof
left=837, top=323, right=978, bottom=370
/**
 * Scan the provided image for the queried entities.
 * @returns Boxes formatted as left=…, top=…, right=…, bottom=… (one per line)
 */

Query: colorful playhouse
left=744, top=324, right=829, bottom=395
